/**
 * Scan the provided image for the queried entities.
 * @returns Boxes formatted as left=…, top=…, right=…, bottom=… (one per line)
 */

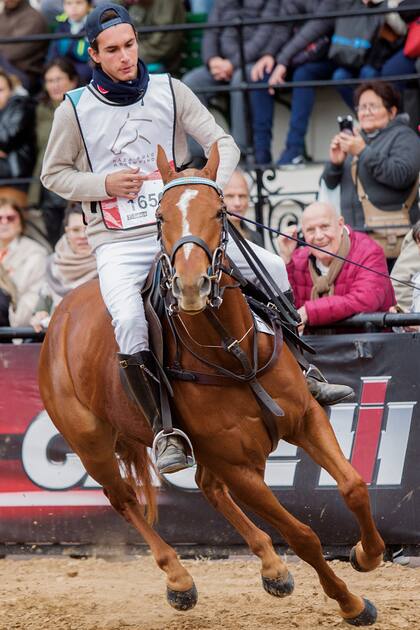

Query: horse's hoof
left=344, top=598, right=377, bottom=626
left=262, top=571, right=294, bottom=598
left=350, top=545, right=368, bottom=572
left=166, top=583, right=198, bottom=611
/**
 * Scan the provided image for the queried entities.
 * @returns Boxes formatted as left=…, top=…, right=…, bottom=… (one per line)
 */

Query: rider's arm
left=41, top=98, right=109, bottom=202
left=172, top=79, right=240, bottom=189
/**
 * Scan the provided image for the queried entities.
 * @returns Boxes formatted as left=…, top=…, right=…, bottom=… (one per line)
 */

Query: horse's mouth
left=179, top=305, right=206, bottom=316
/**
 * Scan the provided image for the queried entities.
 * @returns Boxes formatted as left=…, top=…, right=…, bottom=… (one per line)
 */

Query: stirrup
left=152, top=428, right=196, bottom=469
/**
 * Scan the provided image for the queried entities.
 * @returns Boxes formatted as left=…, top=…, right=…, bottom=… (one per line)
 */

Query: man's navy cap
left=85, top=3, right=135, bottom=45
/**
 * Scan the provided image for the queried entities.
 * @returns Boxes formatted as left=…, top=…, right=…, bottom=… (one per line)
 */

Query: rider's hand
left=105, top=168, right=145, bottom=199
left=251, top=55, right=275, bottom=82
left=277, top=225, right=298, bottom=264
left=268, top=64, right=287, bottom=94
left=329, top=133, right=347, bottom=165
left=30, top=310, right=49, bottom=333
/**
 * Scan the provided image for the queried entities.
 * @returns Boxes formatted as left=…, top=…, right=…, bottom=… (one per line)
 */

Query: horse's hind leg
left=48, top=399, right=197, bottom=611
left=218, top=465, right=376, bottom=625
left=196, top=465, right=294, bottom=597
left=294, top=400, right=385, bottom=572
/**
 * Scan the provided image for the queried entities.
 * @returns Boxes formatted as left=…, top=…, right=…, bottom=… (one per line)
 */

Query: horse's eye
left=216, top=209, right=224, bottom=220
left=156, top=213, right=164, bottom=223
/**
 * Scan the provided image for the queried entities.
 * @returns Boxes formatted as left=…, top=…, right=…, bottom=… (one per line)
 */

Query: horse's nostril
left=172, top=275, right=183, bottom=298
left=199, top=275, right=212, bottom=298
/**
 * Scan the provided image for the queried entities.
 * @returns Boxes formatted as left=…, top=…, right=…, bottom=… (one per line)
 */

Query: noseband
left=157, top=176, right=229, bottom=310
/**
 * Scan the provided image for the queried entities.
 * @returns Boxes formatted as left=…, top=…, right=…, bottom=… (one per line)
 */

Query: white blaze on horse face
left=176, top=189, right=199, bottom=260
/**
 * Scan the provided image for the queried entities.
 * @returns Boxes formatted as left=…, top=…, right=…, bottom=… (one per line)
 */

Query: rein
left=228, top=211, right=420, bottom=293
left=156, top=176, right=285, bottom=446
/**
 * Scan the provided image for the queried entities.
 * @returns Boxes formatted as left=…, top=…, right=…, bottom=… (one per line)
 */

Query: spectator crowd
left=0, top=0, right=419, bottom=333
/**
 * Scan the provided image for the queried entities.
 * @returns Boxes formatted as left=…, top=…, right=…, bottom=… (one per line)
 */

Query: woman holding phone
left=320, top=81, right=420, bottom=254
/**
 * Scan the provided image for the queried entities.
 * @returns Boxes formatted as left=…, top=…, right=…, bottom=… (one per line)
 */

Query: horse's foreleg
left=294, top=401, right=385, bottom=572
left=196, top=465, right=293, bottom=597
left=219, top=465, right=376, bottom=625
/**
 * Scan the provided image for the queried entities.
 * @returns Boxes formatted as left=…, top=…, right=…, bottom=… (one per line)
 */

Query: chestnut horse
left=39, top=145, right=385, bottom=624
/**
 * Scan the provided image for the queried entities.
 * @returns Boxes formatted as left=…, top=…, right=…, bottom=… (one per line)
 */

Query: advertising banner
left=0, top=333, right=419, bottom=547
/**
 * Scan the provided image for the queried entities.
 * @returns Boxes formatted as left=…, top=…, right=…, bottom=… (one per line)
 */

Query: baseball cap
left=85, top=3, right=135, bottom=45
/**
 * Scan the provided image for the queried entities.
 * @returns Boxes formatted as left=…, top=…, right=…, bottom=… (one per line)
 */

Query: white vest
left=67, top=74, right=175, bottom=231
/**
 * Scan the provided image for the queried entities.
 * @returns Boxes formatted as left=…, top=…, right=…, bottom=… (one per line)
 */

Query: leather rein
left=156, top=177, right=284, bottom=444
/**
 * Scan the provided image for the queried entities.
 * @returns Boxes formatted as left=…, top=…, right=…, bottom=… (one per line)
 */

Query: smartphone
left=337, top=115, right=354, bottom=135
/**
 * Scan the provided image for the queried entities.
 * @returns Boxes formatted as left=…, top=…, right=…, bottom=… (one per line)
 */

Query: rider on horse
left=41, top=4, right=353, bottom=476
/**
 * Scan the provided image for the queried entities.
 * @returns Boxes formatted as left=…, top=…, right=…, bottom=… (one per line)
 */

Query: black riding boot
left=282, top=290, right=355, bottom=406
left=118, top=350, right=190, bottom=474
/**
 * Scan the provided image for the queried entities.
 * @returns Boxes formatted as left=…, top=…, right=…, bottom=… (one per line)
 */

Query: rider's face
left=89, top=24, right=139, bottom=83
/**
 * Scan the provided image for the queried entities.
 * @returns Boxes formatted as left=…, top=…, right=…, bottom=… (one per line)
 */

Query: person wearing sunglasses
left=0, top=198, right=47, bottom=327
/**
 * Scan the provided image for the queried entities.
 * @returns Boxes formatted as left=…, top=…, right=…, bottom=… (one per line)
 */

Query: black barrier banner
left=0, top=333, right=419, bottom=547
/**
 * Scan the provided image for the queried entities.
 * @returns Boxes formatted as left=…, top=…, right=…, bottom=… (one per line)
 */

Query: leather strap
left=351, top=158, right=417, bottom=228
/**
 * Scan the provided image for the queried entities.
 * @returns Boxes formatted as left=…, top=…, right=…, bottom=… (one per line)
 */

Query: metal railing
left=1, top=312, right=419, bottom=342
left=0, top=5, right=418, bottom=240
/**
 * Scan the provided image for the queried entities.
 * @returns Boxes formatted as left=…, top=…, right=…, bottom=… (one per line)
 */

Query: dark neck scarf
left=92, top=60, right=150, bottom=105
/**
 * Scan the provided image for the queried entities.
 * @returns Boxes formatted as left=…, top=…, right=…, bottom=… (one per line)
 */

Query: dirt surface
left=0, top=555, right=419, bottom=630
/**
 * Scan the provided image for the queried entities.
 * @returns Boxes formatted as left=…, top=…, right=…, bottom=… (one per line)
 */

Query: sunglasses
left=0, top=214, right=18, bottom=224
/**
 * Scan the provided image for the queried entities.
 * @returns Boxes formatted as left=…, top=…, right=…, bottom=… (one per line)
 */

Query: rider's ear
left=202, top=143, right=220, bottom=181
left=156, top=144, right=174, bottom=184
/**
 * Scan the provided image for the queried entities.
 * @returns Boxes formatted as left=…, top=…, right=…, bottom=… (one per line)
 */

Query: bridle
left=156, top=176, right=229, bottom=312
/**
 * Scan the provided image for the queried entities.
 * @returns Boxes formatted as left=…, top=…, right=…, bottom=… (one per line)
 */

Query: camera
left=337, top=115, right=354, bottom=135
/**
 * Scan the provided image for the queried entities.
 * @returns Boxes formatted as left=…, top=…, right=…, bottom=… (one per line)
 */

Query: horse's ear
left=156, top=144, right=173, bottom=184
left=202, top=143, right=220, bottom=181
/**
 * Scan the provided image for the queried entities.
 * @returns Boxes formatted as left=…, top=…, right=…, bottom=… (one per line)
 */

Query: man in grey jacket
left=182, top=0, right=281, bottom=157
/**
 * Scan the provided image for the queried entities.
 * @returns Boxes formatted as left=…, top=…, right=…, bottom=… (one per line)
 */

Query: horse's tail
left=116, top=435, right=157, bottom=525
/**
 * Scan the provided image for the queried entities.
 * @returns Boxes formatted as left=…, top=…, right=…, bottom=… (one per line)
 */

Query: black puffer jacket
left=202, top=0, right=282, bottom=68
left=321, top=115, right=420, bottom=229
left=0, top=95, right=36, bottom=180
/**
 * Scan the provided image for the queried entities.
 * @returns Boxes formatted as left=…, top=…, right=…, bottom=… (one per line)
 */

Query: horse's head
left=156, top=144, right=228, bottom=314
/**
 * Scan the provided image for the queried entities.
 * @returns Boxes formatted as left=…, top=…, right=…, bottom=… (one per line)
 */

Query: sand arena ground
left=0, top=555, right=419, bottom=630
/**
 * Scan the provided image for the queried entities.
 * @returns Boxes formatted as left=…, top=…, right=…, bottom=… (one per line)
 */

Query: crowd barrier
left=0, top=331, right=418, bottom=549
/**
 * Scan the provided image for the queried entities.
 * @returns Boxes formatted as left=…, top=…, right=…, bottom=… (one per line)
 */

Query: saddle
left=141, top=256, right=307, bottom=452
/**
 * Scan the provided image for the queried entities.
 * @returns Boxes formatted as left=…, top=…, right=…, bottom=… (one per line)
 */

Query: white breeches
left=96, top=235, right=290, bottom=355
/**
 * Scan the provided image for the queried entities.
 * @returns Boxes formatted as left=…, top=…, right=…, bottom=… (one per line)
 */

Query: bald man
left=224, top=170, right=264, bottom=247
left=278, top=201, right=396, bottom=328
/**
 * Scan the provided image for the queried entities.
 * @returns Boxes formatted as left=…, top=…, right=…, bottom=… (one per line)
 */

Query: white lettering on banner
left=2, top=373, right=413, bottom=508
left=318, top=404, right=357, bottom=486
left=376, top=402, right=415, bottom=485
left=22, top=410, right=87, bottom=490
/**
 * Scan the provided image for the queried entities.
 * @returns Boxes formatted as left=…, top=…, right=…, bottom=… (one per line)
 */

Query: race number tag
left=100, top=178, right=163, bottom=231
